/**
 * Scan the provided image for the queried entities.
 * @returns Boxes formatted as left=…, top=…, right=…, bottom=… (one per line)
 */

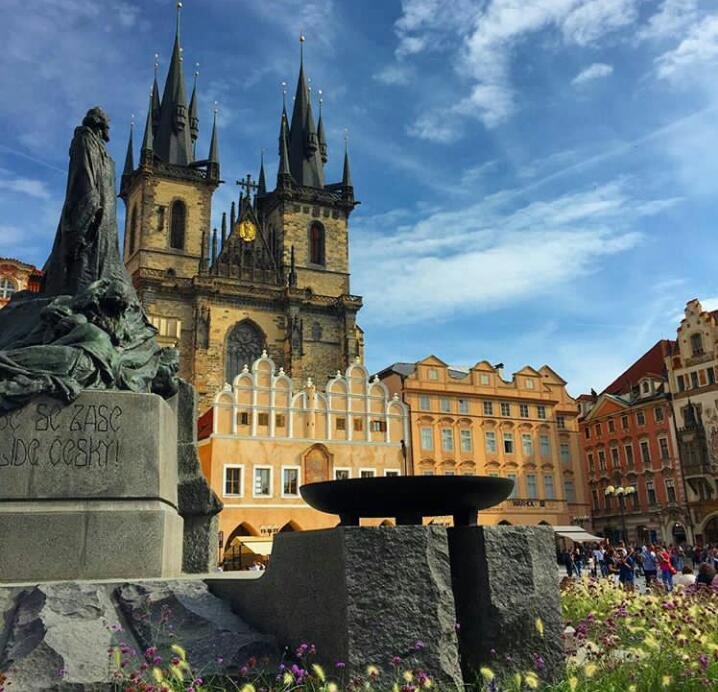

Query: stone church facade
left=120, top=16, right=363, bottom=413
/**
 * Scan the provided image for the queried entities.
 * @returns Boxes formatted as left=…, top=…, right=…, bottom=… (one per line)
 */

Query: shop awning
left=228, top=537, right=275, bottom=555
left=553, top=526, right=603, bottom=542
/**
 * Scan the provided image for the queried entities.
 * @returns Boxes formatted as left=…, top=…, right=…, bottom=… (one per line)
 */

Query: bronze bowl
left=300, top=475, right=514, bottom=527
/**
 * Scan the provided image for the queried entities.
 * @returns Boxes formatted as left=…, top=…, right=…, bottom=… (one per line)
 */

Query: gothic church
left=120, top=11, right=363, bottom=413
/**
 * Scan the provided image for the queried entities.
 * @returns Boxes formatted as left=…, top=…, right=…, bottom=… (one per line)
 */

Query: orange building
left=198, top=353, right=409, bottom=567
left=378, top=356, right=588, bottom=527
left=0, top=257, right=42, bottom=308
left=578, top=340, right=688, bottom=545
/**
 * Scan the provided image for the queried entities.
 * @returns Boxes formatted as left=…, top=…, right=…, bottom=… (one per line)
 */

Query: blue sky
left=1, top=0, right=717, bottom=395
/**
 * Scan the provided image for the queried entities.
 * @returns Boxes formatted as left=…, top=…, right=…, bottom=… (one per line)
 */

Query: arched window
left=0, top=277, right=17, bottom=300
left=225, top=320, right=265, bottom=384
left=170, top=200, right=186, bottom=250
left=128, top=204, right=139, bottom=254
left=309, top=222, right=325, bottom=265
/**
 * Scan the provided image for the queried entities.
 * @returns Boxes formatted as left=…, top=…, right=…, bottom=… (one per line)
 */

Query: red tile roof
left=602, top=339, right=675, bottom=396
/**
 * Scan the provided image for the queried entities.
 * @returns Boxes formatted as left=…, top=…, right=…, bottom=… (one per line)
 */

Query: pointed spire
left=200, top=229, right=208, bottom=272
left=207, top=101, right=219, bottom=178
left=317, top=90, right=327, bottom=164
left=230, top=201, right=236, bottom=231
left=141, top=89, right=154, bottom=161
left=211, top=227, right=218, bottom=267
left=342, top=130, right=353, bottom=190
left=154, top=1, right=193, bottom=165
left=123, top=118, right=135, bottom=177
left=278, top=110, right=291, bottom=186
left=258, top=150, right=266, bottom=196
left=221, top=212, right=228, bottom=248
left=152, top=54, right=161, bottom=129
left=189, top=62, right=200, bottom=150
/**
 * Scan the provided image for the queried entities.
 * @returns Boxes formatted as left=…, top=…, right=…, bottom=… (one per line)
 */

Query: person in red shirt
left=657, top=546, right=676, bottom=592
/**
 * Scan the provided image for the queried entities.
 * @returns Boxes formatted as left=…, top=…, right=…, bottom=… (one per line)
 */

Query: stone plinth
left=448, top=525, right=565, bottom=681
left=208, top=526, right=464, bottom=688
left=0, top=391, right=183, bottom=582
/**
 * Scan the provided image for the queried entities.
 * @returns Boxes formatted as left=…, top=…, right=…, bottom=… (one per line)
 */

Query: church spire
left=154, top=1, right=193, bottom=166
left=287, top=34, right=325, bottom=188
left=152, top=54, right=161, bottom=130
left=207, top=104, right=220, bottom=180
left=122, top=118, right=135, bottom=177
left=277, top=84, right=292, bottom=189
left=141, top=89, right=154, bottom=163
left=257, top=150, right=267, bottom=196
left=317, top=90, right=327, bottom=164
left=189, top=63, right=200, bottom=154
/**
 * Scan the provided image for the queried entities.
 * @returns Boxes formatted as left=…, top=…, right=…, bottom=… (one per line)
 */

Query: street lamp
left=604, top=485, right=636, bottom=543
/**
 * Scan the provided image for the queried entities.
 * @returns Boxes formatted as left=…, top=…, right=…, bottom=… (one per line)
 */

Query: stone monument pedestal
left=0, top=391, right=183, bottom=582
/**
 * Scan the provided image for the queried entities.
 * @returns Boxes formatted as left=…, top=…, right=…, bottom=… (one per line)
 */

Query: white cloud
left=373, top=64, right=414, bottom=86
left=572, top=62, right=614, bottom=85
left=352, top=179, right=675, bottom=325
left=655, top=14, right=718, bottom=80
left=637, top=0, right=699, bottom=42
left=391, top=0, right=642, bottom=137
left=0, top=176, right=51, bottom=200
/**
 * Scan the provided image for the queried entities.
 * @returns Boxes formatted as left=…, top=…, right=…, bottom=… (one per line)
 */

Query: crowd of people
left=560, top=541, right=718, bottom=592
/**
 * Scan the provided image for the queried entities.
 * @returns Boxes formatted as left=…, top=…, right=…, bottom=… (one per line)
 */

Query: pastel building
left=665, top=299, right=718, bottom=545
left=0, top=257, right=42, bottom=308
left=198, top=353, right=409, bottom=567
left=378, top=356, right=588, bottom=527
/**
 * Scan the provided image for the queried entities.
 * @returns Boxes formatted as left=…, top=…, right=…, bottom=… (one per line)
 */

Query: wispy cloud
left=373, top=64, right=414, bottom=86
left=352, top=179, right=676, bottom=325
left=0, top=174, right=51, bottom=200
left=637, top=0, right=699, bottom=42
left=655, top=13, right=718, bottom=80
left=572, top=62, right=613, bottom=86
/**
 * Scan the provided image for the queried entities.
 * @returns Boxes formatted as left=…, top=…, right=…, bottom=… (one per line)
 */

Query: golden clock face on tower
left=236, top=220, right=257, bottom=242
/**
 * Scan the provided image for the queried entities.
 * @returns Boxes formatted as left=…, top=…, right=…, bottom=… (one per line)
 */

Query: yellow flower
left=283, top=672, right=293, bottom=685
left=392, top=685, right=400, bottom=692
left=644, top=635, right=659, bottom=650
left=366, top=665, right=380, bottom=678
left=535, top=617, right=544, bottom=637
left=170, top=665, right=184, bottom=682
left=112, top=647, right=121, bottom=669
left=628, top=686, right=637, bottom=692
left=513, top=672, right=522, bottom=687
left=326, top=684, right=339, bottom=692
left=423, top=678, right=433, bottom=689
left=524, top=671, right=539, bottom=689
left=479, top=667, right=494, bottom=682
left=585, top=663, right=597, bottom=678
left=152, top=668, right=164, bottom=683
left=312, top=664, right=326, bottom=682
left=662, top=675, right=671, bottom=688
left=403, top=670, right=413, bottom=682
left=170, top=643, right=187, bottom=661
left=240, top=685, right=256, bottom=692
left=568, top=676, right=578, bottom=692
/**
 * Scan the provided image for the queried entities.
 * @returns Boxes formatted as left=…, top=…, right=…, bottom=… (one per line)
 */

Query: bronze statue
left=0, top=108, right=178, bottom=411
left=43, top=107, right=128, bottom=296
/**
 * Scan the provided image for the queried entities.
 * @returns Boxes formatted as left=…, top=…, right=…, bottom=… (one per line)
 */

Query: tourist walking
left=657, top=546, right=676, bottom=592
left=641, top=544, right=658, bottom=585
left=618, top=551, right=635, bottom=592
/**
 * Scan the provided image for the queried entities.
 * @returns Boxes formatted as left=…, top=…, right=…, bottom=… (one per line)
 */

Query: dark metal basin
left=300, top=475, right=514, bottom=527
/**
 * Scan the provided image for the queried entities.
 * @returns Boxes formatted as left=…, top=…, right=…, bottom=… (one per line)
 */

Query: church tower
left=121, top=13, right=363, bottom=412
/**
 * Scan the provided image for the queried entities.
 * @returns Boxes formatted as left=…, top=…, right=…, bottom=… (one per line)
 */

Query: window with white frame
left=223, top=465, right=243, bottom=496
left=503, top=432, right=513, bottom=453
left=624, top=444, right=634, bottom=467
left=665, top=479, right=676, bottom=503
left=659, top=437, right=670, bottom=460
left=543, top=474, right=555, bottom=499
left=636, top=410, right=646, bottom=426
left=0, top=277, right=17, bottom=300
left=640, top=440, right=651, bottom=463
left=360, top=469, right=376, bottom=478
left=440, top=397, right=451, bottom=413
left=525, top=378, right=535, bottom=389
left=556, top=415, right=566, bottom=429
left=485, top=430, right=496, bottom=453
left=654, top=406, right=665, bottom=423
left=253, top=466, right=272, bottom=497
left=540, top=434, right=550, bottom=457
left=282, top=467, right=300, bottom=496
left=441, top=428, right=454, bottom=451
left=483, top=400, right=493, bottom=415
left=427, top=367, right=439, bottom=380
left=480, top=373, right=490, bottom=385
left=458, top=399, right=469, bottom=414
left=537, top=405, right=546, bottom=419
left=419, top=395, right=430, bottom=411
left=519, top=403, right=529, bottom=418
left=420, top=427, right=433, bottom=450
left=563, top=479, right=576, bottom=503
left=335, top=468, right=350, bottom=480
left=560, top=442, right=571, bottom=464
left=521, top=433, right=533, bottom=456
left=500, top=402, right=511, bottom=416
left=507, top=473, right=518, bottom=498
left=460, top=429, right=472, bottom=452
left=526, top=474, right=537, bottom=498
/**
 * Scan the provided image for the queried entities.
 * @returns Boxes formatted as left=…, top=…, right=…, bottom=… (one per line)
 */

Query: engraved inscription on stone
left=0, top=401, right=123, bottom=470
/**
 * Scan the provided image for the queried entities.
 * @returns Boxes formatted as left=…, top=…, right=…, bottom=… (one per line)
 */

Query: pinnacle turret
left=122, top=121, right=134, bottom=177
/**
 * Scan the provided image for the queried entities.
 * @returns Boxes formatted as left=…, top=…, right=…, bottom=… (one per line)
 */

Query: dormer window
left=690, top=333, right=704, bottom=357
left=641, top=380, right=651, bottom=395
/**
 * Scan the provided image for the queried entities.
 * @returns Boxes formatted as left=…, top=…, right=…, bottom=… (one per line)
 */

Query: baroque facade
left=0, top=257, right=42, bottom=309
left=197, top=353, right=409, bottom=567
left=378, top=356, right=589, bottom=527
left=665, top=299, right=718, bottom=545
left=578, top=340, right=688, bottom=545
left=120, top=11, right=362, bottom=413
